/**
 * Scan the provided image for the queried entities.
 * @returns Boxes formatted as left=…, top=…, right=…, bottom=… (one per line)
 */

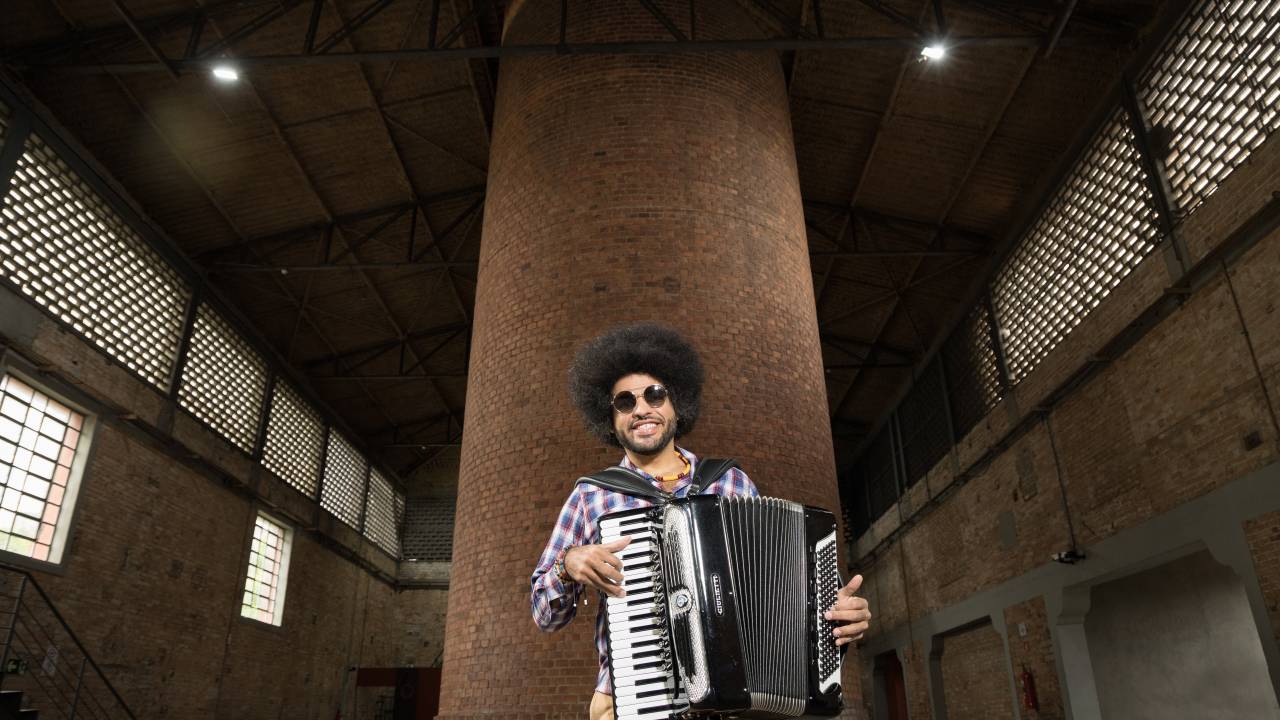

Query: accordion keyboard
left=600, top=510, right=688, bottom=719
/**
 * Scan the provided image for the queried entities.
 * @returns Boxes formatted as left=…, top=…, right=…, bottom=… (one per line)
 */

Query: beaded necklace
left=653, top=452, right=692, bottom=489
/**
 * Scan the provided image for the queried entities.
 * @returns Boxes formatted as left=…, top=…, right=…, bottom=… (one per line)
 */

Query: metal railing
left=0, top=565, right=136, bottom=720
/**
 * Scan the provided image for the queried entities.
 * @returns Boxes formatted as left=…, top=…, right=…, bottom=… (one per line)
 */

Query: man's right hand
left=565, top=537, right=632, bottom=598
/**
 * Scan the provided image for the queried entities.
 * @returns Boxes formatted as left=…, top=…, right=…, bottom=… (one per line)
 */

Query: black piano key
left=634, top=687, right=672, bottom=700
left=635, top=703, right=682, bottom=716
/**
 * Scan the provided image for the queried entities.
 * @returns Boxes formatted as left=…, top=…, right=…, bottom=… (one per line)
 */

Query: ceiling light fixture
left=211, top=65, right=240, bottom=82
left=920, top=43, right=947, bottom=61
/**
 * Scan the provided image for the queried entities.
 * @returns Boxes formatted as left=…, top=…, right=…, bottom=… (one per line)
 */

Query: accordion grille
left=723, top=496, right=808, bottom=717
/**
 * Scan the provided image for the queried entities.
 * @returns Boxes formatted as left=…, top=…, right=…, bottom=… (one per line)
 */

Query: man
left=530, top=323, right=872, bottom=720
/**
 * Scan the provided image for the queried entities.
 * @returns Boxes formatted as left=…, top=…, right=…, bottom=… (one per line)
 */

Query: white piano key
left=607, top=627, right=663, bottom=648
left=615, top=674, right=675, bottom=696
left=612, top=669, right=670, bottom=690
left=607, top=606, right=660, bottom=623
left=606, top=591, right=657, bottom=608
left=608, top=614, right=662, bottom=631
left=616, top=684, right=678, bottom=709
left=617, top=539, right=653, bottom=554
left=615, top=677, right=676, bottom=701
left=600, top=515, right=657, bottom=531
left=610, top=643, right=663, bottom=661
left=614, top=691, right=686, bottom=712
left=613, top=660, right=667, bottom=681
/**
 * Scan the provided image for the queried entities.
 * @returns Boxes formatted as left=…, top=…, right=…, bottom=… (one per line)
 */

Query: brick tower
left=436, top=1, right=849, bottom=717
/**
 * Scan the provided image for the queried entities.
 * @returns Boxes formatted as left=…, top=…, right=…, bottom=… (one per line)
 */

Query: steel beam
left=825, top=361, right=915, bottom=370
left=818, top=256, right=980, bottom=329
left=638, top=0, right=688, bottom=41
left=313, top=0, right=399, bottom=54
left=108, top=0, right=179, bottom=79
left=811, top=249, right=984, bottom=259
left=194, top=186, right=484, bottom=262
left=312, top=374, right=466, bottom=381
left=1120, top=75, right=1188, bottom=276
left=822, top=334, right=916, bottom=363
left=803, top=201, right=995, bottom=248
left=210, top=260, right=478, bottom=273
left=302, top=322, right=469, bottom=369
left=194, top=1, right=306, bottom=60
left=11, top=33, right=1130, bottom=73
left=1042, top=0, right=1078, bottom=57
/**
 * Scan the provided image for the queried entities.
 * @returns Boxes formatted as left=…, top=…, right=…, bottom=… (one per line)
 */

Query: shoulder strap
left=688, top=457, right=741, bottom=495
left=575, top=466, right=671, bottom=502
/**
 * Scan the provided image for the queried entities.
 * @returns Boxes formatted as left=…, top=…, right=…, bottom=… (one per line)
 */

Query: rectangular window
left=178, top=304, right=269, bottom=453
left=941, top=305, right=1004, bottom=441
left=364, top=468, right=404, bottom=557
left=897, top=359, right=952, bottom=488
left=991, top=110, right=1160, bottom=383
left=859, top=426, right=898, bottom=525
left=320, top=431, right=367, bottom=530
left=1139, top=0, right=1280, bottom=213
left=241, top=512, right=292, bottom=626
left=0, top=132, right=190, bottom=388
left=262, top=383, right=325, bottom=498
left=0, top=373, right=92, bottom=564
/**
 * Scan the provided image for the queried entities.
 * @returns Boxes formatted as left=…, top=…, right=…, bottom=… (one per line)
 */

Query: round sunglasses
left=611, top=384, right=668, bottom=414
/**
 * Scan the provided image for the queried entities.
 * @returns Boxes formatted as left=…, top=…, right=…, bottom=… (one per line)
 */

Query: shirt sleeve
left=530, top=485, right=590, bottom=632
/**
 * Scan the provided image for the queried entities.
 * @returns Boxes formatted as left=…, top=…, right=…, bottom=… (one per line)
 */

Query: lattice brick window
left=402, top=497, right=456, bottom=561
left=321, top=431, right=367, bottom=530
left=178, top=304, right=269, bottom=453
left=0, top=373, right=91, bottom=564
left=1139, top=0, right=1280, bottom=213
left=991, top=110, right=1160, bottom=383
left=0, top=132, right=190, bottom=388
left=262, top=383, right=325, bottom=498
left=860, top=426, right=898, bottom=525
left=896, top=359, right=951, bottom=488
left=241, top=512, right=293, bottom=626
left=364, top=468, right=404, bottom=557
left=942, top=305, right=1003, bottom=441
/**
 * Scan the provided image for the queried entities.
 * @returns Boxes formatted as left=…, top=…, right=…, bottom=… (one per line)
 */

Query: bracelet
left=553, top=549, right=574, bottom=584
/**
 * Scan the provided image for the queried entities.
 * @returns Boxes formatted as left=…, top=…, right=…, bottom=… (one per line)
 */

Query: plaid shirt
left=530, top=447, right=759, bottom=694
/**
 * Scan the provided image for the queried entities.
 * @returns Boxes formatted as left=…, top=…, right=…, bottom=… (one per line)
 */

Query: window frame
left=0, top=353, right=97, bottom=573
left=237, top=508, right=294, bottom=629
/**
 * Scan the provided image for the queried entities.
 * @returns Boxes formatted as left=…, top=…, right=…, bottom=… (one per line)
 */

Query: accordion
left=600, top=495, right=845, bottom=719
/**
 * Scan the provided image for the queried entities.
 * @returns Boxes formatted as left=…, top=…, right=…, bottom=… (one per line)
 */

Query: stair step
left=0, top=691, right=22, bottom=712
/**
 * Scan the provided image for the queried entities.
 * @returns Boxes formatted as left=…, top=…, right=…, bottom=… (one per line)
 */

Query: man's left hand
left=825, top=574, right=872, bottom=647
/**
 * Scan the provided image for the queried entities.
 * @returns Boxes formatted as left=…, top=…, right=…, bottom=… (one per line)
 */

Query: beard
left=617, top=417, right=678, bottom=457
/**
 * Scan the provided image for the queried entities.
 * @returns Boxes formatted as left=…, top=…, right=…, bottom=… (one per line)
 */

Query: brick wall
left=438, top=0, right=852, bottom=716
left=939, top=622, right=1014, bottom=720
left=0, top=285, right=434, bottom=718
left=1003, top=598, right=1064, bottom=720
left=851, top=101, right=1280, bottom=719
left=402, top=497, right=456, bottom=562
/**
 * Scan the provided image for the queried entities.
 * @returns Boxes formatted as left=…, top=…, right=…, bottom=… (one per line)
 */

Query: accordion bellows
left=600, top=495, right=844, bottom=719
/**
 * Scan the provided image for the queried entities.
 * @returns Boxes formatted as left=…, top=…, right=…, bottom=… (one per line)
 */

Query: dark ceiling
left=0, top=0, right=1174, bottom=481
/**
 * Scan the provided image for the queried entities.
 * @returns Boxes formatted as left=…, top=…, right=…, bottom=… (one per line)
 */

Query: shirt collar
left=619, top=446, right=700, bottom=494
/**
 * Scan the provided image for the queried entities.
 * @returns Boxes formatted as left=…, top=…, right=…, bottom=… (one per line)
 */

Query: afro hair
left=568, top=323, right=705, bottom=447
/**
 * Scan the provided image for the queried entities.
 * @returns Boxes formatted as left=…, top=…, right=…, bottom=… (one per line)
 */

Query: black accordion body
left=599, top=495, right=845, bottom=719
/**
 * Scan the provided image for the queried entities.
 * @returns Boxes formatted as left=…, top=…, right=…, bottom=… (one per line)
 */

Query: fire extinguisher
left=1020, top=665, right=1039, bottom=712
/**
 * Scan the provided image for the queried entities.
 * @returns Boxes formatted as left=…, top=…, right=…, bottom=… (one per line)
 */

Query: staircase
left=0, top=566, right=135, bottom=720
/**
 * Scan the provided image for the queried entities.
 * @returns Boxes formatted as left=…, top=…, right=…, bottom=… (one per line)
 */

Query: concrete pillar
left=1047, top=586, right=1102, bottom=720
left=435, top=1, right=841, bottom=717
